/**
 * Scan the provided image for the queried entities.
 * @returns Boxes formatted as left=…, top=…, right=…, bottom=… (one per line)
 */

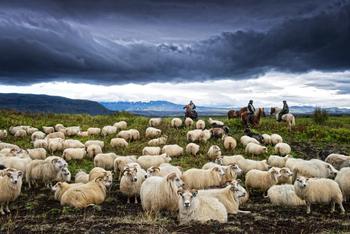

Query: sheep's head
left=123, top=167, right=138, bottom=182
left=326, top=164, right=338, bottom=178
left=52, top=182, right=65, bottom=192
left=229, top=163, right=242, bottom=176
left=280, top=168, right=293, bottom=178
left=59, top=167, right=71, bottom=182
left=146, top=166, right=160, bottom=178
left=52, top=158, right=68, bottom=170
left=269, top=168, right=281, bottom=181
left=5, top=169, right=23, bottom=185
left=215, top=156, right=224, bottom=165
left=211, top=166, right=224, bottom=177
left=167, top=172, right=184, bottom=188
left=295, top=176, right=308, bottom=189
left=104, top=171, right=113, bottom=187
left=178, top=189, right=197, bottom=208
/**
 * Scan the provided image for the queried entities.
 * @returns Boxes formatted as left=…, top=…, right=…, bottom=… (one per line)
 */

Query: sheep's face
left=295, top=177, right=308, bottom=188
left=104, top=172, right=113, bottom=187
left=146, top=167, right=159, bottom=178
left=215, top=157, right=224, bottom=165
left=53, top=158, right=68, bottom=170
left=6, top=170, right=23, bottom=185
left=124, top=168, right=138, bottom=182
left=280, top=168, right=293, bottom=178
left=218, top=166, right=225, bottom=177
left=52, top=182, right=63, bottom=192
left=178, top=190, right=197, bottom=208
left=212, top=167, right=223, bottom=177
left=326, top=164, right=338, bottom=178
left=230, top=164, right=243, bottom=176
left=270, top=168, right=281, bottom=181
left=60, top=167, right=71, bottom=182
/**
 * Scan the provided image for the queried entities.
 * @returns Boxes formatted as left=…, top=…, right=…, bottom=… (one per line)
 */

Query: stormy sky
left=0, top=0, right=349, bottom=107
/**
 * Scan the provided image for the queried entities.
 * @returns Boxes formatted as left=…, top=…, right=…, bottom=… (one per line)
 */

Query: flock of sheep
left=0, top=116, right=349, bottom=224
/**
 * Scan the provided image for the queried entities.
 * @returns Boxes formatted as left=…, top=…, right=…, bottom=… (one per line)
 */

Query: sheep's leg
left=338, top=202, right=345, bottom=214
left=306, top=202, right=311, bottom=214
left=134, top=196, right=138, bottom=204
left=5, top=202, right=10, bottom=213
left=0, top=204, right=5, bottom=215
left=331, top=201, right=335, bottom=213
left=127, top=197, right=130, bottom=204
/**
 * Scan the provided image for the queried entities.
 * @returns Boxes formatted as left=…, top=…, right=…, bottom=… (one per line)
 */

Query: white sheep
left=33, top=139, right=48, bottom=149
left=137, top=154, right=171, bottom=170
left=240, top=136, right=260, bottom=146
left=294, top=176, right=345, bottom=214
left=31, top=131, right=46, bottom=142
left=0, top=142, right=20, bottom=151
left=51, top=181, right=84, bottom=201
left=142, top=146, right=161, bottom=155
left=267, top=155, right=290, bottom=167
left=271, top=134, right=283, bottom=145
left=275, top=143, right=291, bottom=156
left=149, top=118, right=162, bottom=127
left=65, top=126, right=81, bottom=136
left=245, top=142, right=267, bottom=156
left=266, top=184, right=306, bottom=207
left=63, top=139, right=85, bottom=149
left=286, top=158, right=338, bottom=178
left=113, top=121, right=128, bottom=131
left=78, top=131, right=88, bottom=137
left=223, top=135, right=237, bottom=151
left=14, top=129, right=27, bottom=138
left=42, top=126, right=54, bottom=134
left=148, top=135, right=168, bottom=146
left=184, top=118, right=194, bottom=127
left=62, top=148, right=86, bottom=161
left=0, top=169, right=23, bottom=215
left=276, top=167, right=293, bottom=184
left=120, top=165, right=147, bottom=203
left=48, top=138, right=64, bottom=152
left=110, top=138, right=128, bottom=149
left=0, top=156, right=32, bottom=175
left=262, top=134, right=272, bottom=145
left=114, top=156, right=138, bottom=179
left=145, top=127, right=162, bottom=138
left=87, top=127, right=101, bottom=136
left=178, top=189, right=227, bottom=224
left=117, top=129, right=139, bottom=141
left=89, top=167, right=113, bottom=187
left=182, top=167, right=223, bottom=189
left=187, top=129, right=203, bottom=142
left=0, top=130, right=8, bottom=140
left=195, top=120, right=206, bottom=129
left=45, top=132, right=65, bottom=140
left=75, top=170, right=89, bottom=184
left=94, top=153, right=118, bottom=170
left=146, top=163, right=182, bottom=178
left=171, top=118, right=183, bottom=128
left=200, top=129, right=212, bottom=143
left=208, top=118, right=224, bottom=127
left=245, top=168, right=281, bottom=195
left=54, top=124, right=65, bottom=132
left=223, top=155, right=269, bottom=173
left=86, top=144, right=102, bottom=159
left=186, top=143, right=200, bottom=156
left=129, top=129, right=140, bottom=141
left=207, top=145, right=222, bottom=160
left=27, top=127, right=39, bottom=135
left=325, top=153, right=350, bottom=170
left=101, top=125, right=117, bottom=137
left=202, top=162, right=242, bottom=185
left=85, top=140, right=104, bottom=149
left=140, top=172, right=184, bottom=213
left=335, top=167, right=350, bottom=201
left=27, top=148, right=47, bottom=160
left=162, top=144, right=183, bottom=157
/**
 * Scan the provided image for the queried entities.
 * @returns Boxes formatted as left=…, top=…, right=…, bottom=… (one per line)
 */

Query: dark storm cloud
left=0, top=0, right=349, bottom=85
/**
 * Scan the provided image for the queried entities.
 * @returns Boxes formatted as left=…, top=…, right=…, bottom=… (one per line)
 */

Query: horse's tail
left=291, top=115, right=296, bottom=126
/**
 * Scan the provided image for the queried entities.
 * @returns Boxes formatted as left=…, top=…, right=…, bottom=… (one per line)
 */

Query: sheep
left=78, top=131, right=88, bottom=137
left=222, top=155, right=245, bottom=165
left=62, top=148, right=86, bottom=161
left=145, top=127, right=162, bottom=138
left=137, top=154, right=171, bottom=170
left=184, top=118, right=194, bottom=127
left=27, top=127, right=39, bottom=135
left=89, top=167, right=113, bottom=187
left=51, top=181, right=84, bottom=201
left=146, top=163, right=182, bottom=178
left=60, top=176, right=108, bottom=208
left=187, top=129, right=203, bottom=142
left=117, top=129, right=137, bottom=141
left=0, top=142, right=20, bottom=151
left=182, top=167, right=223, bottom=189
left=195, top=120, right=205, bottom=129
left=120, top=165, right=147, bottom=203
left=42, top=126, right=54, bottom=134
left=113, top=121, right=128, bottom=131
left=286, top=158, right=338, bottom=178
left=0, top=169, right=23, bottom=215
left=63, top=139, right=85, bottom=149
left=0, top=148, right=17, bottom=157
left=114, top=156, right=138, bottom=179
left=178, top=189, right=227, bottom=224
left=31, top=131, right=46, bottom=142
left=75, top=170, right=89, bottom=184
left=200, top=129, right=212, bottom=143
left=267, top=155, right=290, bottom=168
left=86, top=144, right=102, bottom=159
left=0, top=156, right=32, bottom=175
left=226, top=156, right=269, bottom=174
left=245, top=168, right=281, bottom=195
left=142, top=146, right=161, bottom=156
left=171, top=118, right=183, bottom=128
left=210, top=127, right=229, bottom=139
left=27, top=148, right=47, bottom=160
left=271, top=134, right=283, bottom=145
left=186, top=143, right=200, bottom=156
left=48, top=138, right=64, bottom=153
left=208, top=118, right=224, bottom=127
left=46, top=132, right=65, bottom=140
left=266, top=184, right=306, bottom=207
left=55, top=167, right=72, bottom=183
left=325, top=154, right=350, bottom=170
left=85, top=140, right=104, bottom=149
left=0, top=130, right=8, bottom=139
left=202, top=162, right=242, bottom=184
left=101, top=125, right=117, bottom=137
left=148, top=136, right=168, bottom=146
left=229, top=180, right=249, bottom=205
left=149, top=118, right=162, bottom=127
left=275, top=143, right=291, bottom=156
left=223, top=135, right=237, bottom=151
left=276, top=167, right=293, bottom=184
left=94, top=153, right=118, bottom=170
left=245, top=143, right=267, bottom=156
left=33, top=139, right=48, bottom=149
left=110, top=138, right=128, bottom=149
left=335, top=167, right=350, bottom=201
left=87, top=127, right=101, bottom=136
left=294, top=176, right=345, bottom=214
left=240, top=136, right=260, bottom=146
left=140, top=172, right=184, bottom=213
left=54, top=124, right=65, bottom=132
left=65, top=126, right=81, bottom=136
left=262, top=134, right=272, bottom=145
left=207, top=145, right=222, bottom=160
left=14, top=129, right=27, bottom=138
left=162, top=144, right=183, bottom=157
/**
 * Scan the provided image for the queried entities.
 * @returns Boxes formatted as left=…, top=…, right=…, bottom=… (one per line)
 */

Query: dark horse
left=184, top=104, right=198, bottom=120
left=227, top=110, right=240, bottom=119
left=241, top=107, right=265, bottom=128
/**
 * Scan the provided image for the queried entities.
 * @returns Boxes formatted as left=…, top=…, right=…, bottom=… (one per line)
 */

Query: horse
left=270, top=107, right=295, bottom=131
left=227, top=110, right=240, bottom=119
left=184, top=104, right=198, bottom=120
left=241, top=107, right=265, bottom=128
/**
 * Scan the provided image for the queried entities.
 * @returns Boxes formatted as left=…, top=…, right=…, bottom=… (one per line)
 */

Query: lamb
left=48, top=138, right=64, bottom=153
left=145, top=127, right=162, bottom=138
left=114, top=156, right=138, bottom=179
left=46, top=132, right=65, bottom=140
left=200, top=129, right=212, bottom=143
left=31, top=131, right=46, bottom=142
left=85, top=140, right=104, bottom=149
left=51, top=181, right=84, bottom=201
left=87, top=127, right=101, bottom=136
left=262, top=134, right=272, bottom=145
left=275, top=143, right=291, bottom=156
left=162, top=144, right=183, bottom=157
left=207, top=145, right=222, bottom=160
left=63, top=139, right=85, bottom=149
left=223, top=135, right=237, bottom=151
left=142, top=146, right=161, bottom=156
left=94, top=153, right=118, bottom=170
left=195, top=120, right=205, bottom=129
left=149, top=118, right=162, bottom=127
left=286, top=158, right=338, bottom=178
left=266, top=184, right=306, bottom=207
left=0, top=130, right=8, bottom=140
left=186, top=143, right=200, bottom=156
left=187, top=129, right=203, bottom=142
left=63, top=148, right=86, bottom=161
left=113, top=121, right=128, bottom=131
left=245, top=168, right=281, bottom=195
left=0, top=156, right=32, bottom=175
left=65, top=126, right=81, bottom=136
left=271, top=134, right=283, bottom=145
left=120, top=165, right=147, bottom=203
left=325, top=153, right=350, bottom=170
left=267, top=155, right=290, bottom=168
left=240, top=136, right=260, bottom=146
left=75, top=170, right=89, bottom=184
left=208, top=118, right=224, bottom=127
left=178, top=189, right=227, bottom=224
left=182, top=167, right=223, bottom=189
left=42, top=126, right=54, bottom=134
left=294, top=176, right=345, bottom=214
left=171, top=118, right=183, bottom=128
left=146, top=163, right=182, bottom=178
left=140, top=172, right=184, bottom=213
left=335, top=167, right=350, bottom=201
left=148, top=136, right=168, bottom=146
left=184, top=118, right=194, bottom=127
left=137, top=154, right=171, bottom=170
left=54, top=124, right=65, bottom=132
left=14, top=129, right=27, bottom=138
left=101, top=125, right=117, bottom=137
left=245, top=143, right=267, bottom=156
left=33, top=139, right=48, bottom=149
left=86, top=144, right=102, bottom=159
left=110, top=138, right=128, bottom=149
left=89, top=167, right=113, bottom=187
left=27, top=148, right=47, bottom=160
left=60, top=175, right=108, bottom=208
left=276, top=167, right=293, bottom=184
left=0, top=169, right=23, bottom=215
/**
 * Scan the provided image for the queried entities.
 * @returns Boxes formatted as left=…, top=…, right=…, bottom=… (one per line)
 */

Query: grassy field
left=0, top=110, right=350, bottom=233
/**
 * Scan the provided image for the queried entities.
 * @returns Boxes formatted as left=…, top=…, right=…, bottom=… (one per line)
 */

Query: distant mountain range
left=0, top=93, right=112, bottom=115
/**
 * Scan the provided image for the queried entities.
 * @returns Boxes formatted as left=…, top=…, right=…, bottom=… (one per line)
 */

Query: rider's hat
left=249, top=100, right=253, bottom=103
left=283, top=100, right=287, bottom=103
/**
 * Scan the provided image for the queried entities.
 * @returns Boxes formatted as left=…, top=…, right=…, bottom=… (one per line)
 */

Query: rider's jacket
left=190, top=103, right=196, bottom=110
left=248, top=103, right=255, bottom=114
left=282, top=103, right=289, bottom=113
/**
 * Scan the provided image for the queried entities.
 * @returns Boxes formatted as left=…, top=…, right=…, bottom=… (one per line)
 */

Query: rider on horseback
left=278, top=100, right=289, bottom=122
left=183, top=100, right=198, bottom=120
left=247, top=100, right=255, bottom=125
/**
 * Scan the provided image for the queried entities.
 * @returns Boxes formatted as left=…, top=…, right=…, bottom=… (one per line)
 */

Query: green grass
left=0, top=110, right=349, bottom=173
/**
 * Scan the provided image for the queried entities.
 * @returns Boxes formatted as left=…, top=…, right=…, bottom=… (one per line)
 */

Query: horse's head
left=261, top=108, right=266, bottom=117
left=270, top=107, right=276, bottom=115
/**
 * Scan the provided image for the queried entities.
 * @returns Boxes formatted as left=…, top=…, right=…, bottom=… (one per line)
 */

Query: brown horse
left=241, top=107, right=265, bottom=127
left=184, top=104, right=198, bottom=120
left=227, top=110, right=240, bottom=119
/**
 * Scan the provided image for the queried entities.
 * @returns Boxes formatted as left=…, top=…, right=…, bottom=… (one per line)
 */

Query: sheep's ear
left=212, top=167, right=220, bottom=172
left=154, top=167, right=160, bottom=172
left=191, top=189, right=198, bottom=197
left=18, top=171, right=23, bottom=177
left=51, top=158, right=59, bottom=164
left=6, top=172, right=12, bottom=177
left=305, top=178, right=309, bottom=182
left=166, top=172, right=176, bottom=181
left=177, top=188, right=184, bottom=196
